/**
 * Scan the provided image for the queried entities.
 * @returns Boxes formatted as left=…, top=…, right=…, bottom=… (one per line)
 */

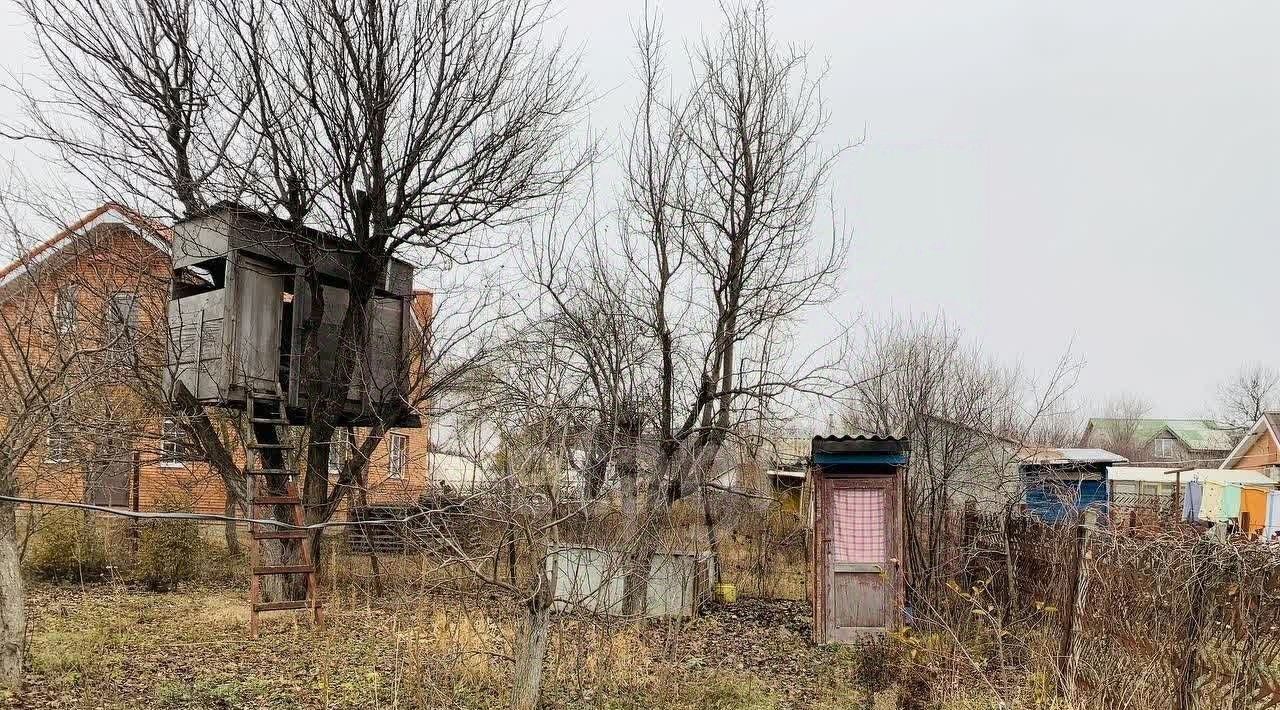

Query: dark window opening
left=278, top=289, right=294, bottom=392
left=172, top=257, right=227, bottom=299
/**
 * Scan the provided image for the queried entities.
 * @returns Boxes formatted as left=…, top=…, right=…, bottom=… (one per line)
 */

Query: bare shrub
left=133, top=520, right=201, bottom=592
left=26, top=510, right=107, bottom=582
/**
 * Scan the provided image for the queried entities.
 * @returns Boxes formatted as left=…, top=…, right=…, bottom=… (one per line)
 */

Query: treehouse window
left=172, top=257, right=227, bottom=299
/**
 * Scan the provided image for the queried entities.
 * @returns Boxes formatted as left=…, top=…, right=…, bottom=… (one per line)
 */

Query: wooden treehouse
left=166, top=201, right=417, bottom=424
left=165, top=202, right=421, bottom=636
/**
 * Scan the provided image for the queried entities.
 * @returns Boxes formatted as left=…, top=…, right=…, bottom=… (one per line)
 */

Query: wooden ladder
left=245, top=388, right=321, bottom=638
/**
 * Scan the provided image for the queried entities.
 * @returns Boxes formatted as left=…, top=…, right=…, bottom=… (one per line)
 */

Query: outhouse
left=810, top=435, right=909, bottom=643
left=165, top=202, right=417, bottom=426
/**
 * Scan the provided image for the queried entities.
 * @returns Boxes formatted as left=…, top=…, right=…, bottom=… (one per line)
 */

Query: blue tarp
left=1025, top=480, right=1108, bottom=523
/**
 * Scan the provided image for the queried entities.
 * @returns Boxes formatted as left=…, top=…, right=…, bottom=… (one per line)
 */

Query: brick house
left=0, top=204, right=432, bottom=514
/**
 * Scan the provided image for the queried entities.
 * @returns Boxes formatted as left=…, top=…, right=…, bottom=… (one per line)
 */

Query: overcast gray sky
left=551, top=0, right=1279, bottom=419
left=0, top=1, right=1276, bottom=419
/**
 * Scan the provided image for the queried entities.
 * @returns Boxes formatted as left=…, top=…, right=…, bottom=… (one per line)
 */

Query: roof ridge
left=0, top=203, right=171, bottom=281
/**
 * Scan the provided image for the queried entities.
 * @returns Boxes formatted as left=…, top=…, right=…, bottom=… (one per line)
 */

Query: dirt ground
left=2, top=582, right=888, bottom=710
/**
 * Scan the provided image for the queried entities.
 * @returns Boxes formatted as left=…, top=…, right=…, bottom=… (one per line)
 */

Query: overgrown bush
left=26, top=510, right=109, bottom=582
left=846, top=638, right=904, bottom=710
left=134, top=519, right=203, bottom=591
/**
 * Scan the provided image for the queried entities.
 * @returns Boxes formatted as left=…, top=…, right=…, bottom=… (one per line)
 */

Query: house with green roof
left=1079, top=418, right=1242, bottom=466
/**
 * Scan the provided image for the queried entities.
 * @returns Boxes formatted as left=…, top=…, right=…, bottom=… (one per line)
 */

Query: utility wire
left=0, top=495, right=443, bottom=530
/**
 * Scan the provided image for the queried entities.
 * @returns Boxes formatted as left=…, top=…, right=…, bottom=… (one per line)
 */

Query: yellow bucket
left=714, top=582, right=737, bottom=603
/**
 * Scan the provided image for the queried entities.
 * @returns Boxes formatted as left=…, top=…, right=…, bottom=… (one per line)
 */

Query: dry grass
left=9, top=521, right=1073, bottom=709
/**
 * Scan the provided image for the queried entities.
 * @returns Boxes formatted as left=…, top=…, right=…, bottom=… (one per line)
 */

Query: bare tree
left=13, top=0, right=586, bottom=598
left=0, top=193, right=159, bottom=687
left=1089, top=393, right=1153, bottom=462
left=844, top=313, right=1079, bottom=601
left=1216, top=362, right=1279, bottom=430
left=606, top=1, right=848, bottom=609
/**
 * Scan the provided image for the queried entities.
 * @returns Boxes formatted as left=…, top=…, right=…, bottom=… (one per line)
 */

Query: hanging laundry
left=1241, top=487, right=1268, bottom=535
left=1182, top=480, right=1202, bottom=521
left=1199, top=481, right=1225, bottom=521
left=1221, top=484, right=1242, bottom=520
left=1265, top=491, right=1280, bottom=542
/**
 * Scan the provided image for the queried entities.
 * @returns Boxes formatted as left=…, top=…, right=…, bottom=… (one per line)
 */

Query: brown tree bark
left=223, top=496, right=241, bottom=557
left=0, top=502, right=24, bottom=690
left=511, top=561, right=554, bottom=710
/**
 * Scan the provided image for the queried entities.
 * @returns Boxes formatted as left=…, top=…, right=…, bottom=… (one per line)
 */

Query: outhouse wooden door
left=229, top=255, right=282, bottom=393
left=824, top=479, right=897, bottom=641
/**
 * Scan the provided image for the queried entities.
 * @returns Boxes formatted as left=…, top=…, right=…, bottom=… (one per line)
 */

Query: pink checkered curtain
left=831, top=489, right=887, bottom=563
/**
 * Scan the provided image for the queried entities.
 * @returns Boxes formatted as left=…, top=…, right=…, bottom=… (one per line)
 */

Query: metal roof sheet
left=1108, top=466, right=1274, bottom=486
left=811, top=435, right=910, bottom=456
left=1087, top=418, right=1239, bottom=452
left=1020, top=447, right=1128, bottom=464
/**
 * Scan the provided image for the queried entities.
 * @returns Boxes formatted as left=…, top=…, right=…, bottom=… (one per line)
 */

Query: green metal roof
left=1086, top=418, right=1238, bottom=452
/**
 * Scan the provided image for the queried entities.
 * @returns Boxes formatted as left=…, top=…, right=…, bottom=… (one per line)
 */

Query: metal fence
left=925, top=508, right=1280, bottom=708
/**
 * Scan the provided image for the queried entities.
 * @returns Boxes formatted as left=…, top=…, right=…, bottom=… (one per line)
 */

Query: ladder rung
left=253, top=600, right=317, bottom=612
left=253, top=565, right=314, bottom=576
left=254, top=496, right=301, bottom=505
left=248, top=442, right=292, bottom=449
left=252, top=530, right=309, bottom=540
left=249, top=392, right=283, bottom=401
left=251, top=417, right=289, bottom=425
left=245, top=468, right=288, bottom=476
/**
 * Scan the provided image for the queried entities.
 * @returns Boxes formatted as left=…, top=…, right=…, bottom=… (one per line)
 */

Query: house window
left=104, top=292, right=139, bottom=365
left=54, top=285, right=77, bottom=336
left=388, top=432, right=407, bottom=479
left=46, top=399, right=71, bottom=463
left=328, top=430, right=352, bottom=472
left=160, top=418, right=185, bottom=465
left=1152, top=438, right=1176, bottom=460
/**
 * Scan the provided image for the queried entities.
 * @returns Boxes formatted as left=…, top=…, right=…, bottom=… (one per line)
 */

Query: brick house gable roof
left=0, top=203, right=172, bottom=288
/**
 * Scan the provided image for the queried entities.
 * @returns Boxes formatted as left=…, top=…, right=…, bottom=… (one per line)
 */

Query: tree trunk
left=618, top=408, right=651, bottom=617
left=350, top=457, right=382, bottom=598
left=224, top=496, right=241, bottom=557
left=622, top=532, right=657, bottom=618
left=0, top=502, right=24, bottom=690
left=511, top=578, right=553, bottom=710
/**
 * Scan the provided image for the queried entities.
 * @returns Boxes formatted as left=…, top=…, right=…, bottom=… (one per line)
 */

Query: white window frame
left=105, top=291, right=140, bottom=365
left=328, top=430, right=352, bottom=473
left=159, top=417, right=185, bottom=467
left=1152, top=437, right=1176, bottom=460
left=388, top=432, right=407, bottom=479
left=54, top=285, right=77, bottom=336
left=45, top=399, right=71, bottom=464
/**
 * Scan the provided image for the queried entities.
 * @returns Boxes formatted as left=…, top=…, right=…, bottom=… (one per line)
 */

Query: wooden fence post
left=961, top=501, right=977, bottom=587
left=129, top=451, right=141, bottom=562
left=1057, top=517, right=1092, bottom=697
left=1001, top=507, right=1018, bottom=622
left=1176, top=540, right=1210, bottom=710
